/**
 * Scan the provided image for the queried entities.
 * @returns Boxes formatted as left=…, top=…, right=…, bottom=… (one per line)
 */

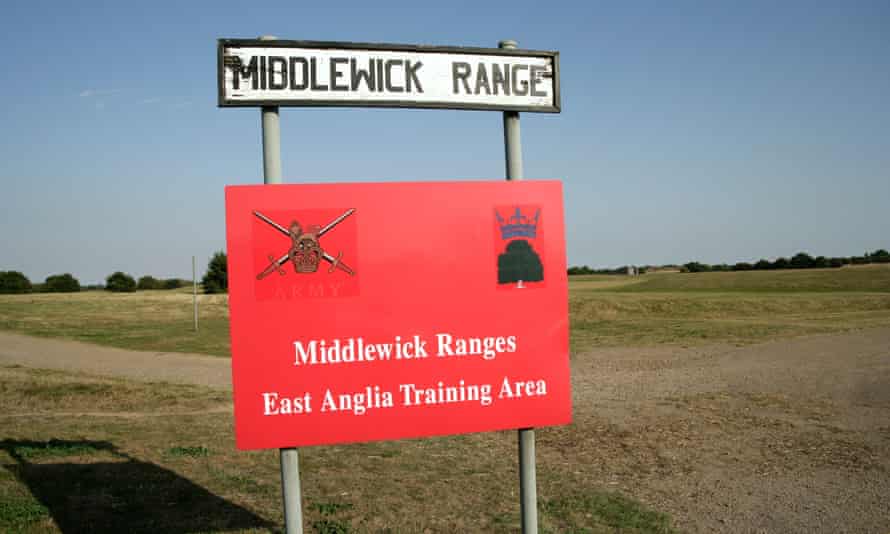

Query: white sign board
left=218, top=40, right=560, bottom=113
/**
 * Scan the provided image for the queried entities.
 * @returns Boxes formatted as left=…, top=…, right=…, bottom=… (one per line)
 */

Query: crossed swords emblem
left=254, top=209, right=356, bottom=280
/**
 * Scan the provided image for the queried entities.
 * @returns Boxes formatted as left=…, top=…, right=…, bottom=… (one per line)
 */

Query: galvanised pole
left=501, top=40, right=524, bottom=182
left=500, top=38, right=537, bottom=534
left=258, top=34, right=303, bottom=534
left=261, top=39, right=282, bottom=185
left=279, top=447, right=303, bottom=534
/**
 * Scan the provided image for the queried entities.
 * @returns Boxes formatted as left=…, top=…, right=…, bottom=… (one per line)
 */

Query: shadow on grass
left=1, top=438, right=272, bottom=533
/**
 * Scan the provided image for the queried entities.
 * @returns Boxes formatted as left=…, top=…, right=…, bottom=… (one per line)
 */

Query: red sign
left=225, top=180, right=570, bottom=450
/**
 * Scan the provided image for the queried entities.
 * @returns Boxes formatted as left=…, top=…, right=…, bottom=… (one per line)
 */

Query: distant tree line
left=567, top=265, right=646, bottom=276
left=102, top=253, right=230, bottom=295
left=567, top=249, right=890, bottom=276
left=0, top=271, right=82, bottom=294
left=0, top=270, right=189, bottom=294
left=105, top=272, right=189, bottom=292
left=1, top=252, right=228, bottom=295
left=679, top=249, right=889, bottom=273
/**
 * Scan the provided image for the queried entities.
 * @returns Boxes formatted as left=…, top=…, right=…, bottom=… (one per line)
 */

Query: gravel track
left=568, top=327, right=890, bottom=533
left=0, top=331, right=231, bottom=389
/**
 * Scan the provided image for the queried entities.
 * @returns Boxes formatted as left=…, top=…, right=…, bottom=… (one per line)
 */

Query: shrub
left=753, top=259, right=771, bottom=270
left=772, top=257, right=790, bottom=270
left=105, top=272, right=136, bottom=292
left=137, top=275, right=161, bottom=290
left=791, top=252, right=814, bottom=269
left=162, top=278, right=183, bottom=289
left=872, top=249, right=890, bottom=263
left=0, top=271, right=32, bottom=294
left=43, top=273, right=80, bottom=292
left=202, top=252, right=228, bottom=294
left=683, top=262, right=710, bottom=273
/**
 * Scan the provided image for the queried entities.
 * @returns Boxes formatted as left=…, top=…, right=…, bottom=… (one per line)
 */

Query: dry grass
left=0, top=291, right=231, bottom=356
left=3, top=267, right=890, bottom=531
left=612, top=264, right=890, bottom=293
left=0, top=364, right=230, bottom=415
left=3, top=267, right=890, bottom=358
left=0, top=365, right=675, bottom=533
left=569, top=291, right=890, bottom=351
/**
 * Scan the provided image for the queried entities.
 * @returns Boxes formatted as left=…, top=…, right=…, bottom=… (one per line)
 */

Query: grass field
left=568, top=265, right=890, bottom=351
left=0, top=365, right=674, bottom=533
left=2, top=266, right=889, bottom=532
left=1, top=266, right=888, bottom=357
left=0, top=291, right=232, bottom=356
left=610, top=265, right=890, bottom=293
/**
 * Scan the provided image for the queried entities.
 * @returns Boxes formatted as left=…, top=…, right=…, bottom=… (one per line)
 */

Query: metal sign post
left=257, top=34, right=304, bottom=534
left=501, top=37, right=538, bottom=534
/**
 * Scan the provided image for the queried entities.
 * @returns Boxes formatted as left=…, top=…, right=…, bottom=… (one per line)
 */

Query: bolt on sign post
left=218, top=37, right=563, bottom=534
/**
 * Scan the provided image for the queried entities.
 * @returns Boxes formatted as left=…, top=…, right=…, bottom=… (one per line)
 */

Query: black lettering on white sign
left=219, top=39, right=560, bottom=112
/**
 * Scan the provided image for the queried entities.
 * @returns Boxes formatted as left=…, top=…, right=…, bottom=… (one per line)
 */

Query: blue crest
left=496, top=207, right=539, bottom=239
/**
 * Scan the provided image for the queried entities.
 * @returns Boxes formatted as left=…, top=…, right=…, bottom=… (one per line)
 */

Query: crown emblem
left=496, top=207, right=540, bottom=239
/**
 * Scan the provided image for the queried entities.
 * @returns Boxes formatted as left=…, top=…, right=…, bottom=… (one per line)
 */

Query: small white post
left=192, top=255, right=198, bottom=332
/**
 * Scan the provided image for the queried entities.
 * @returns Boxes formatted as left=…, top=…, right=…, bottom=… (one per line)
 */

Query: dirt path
left=0, top=331, right=231, bottom=389
left=565, top=327, right=890, bottom=533
left=1, top=328, right=889, bottom=532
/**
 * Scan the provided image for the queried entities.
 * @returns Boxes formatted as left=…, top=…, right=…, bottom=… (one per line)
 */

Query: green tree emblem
left=497, top=239, right=543, bottom=284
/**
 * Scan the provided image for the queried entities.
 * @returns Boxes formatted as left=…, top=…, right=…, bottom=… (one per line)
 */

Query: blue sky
left=1, top=1, right=888, bottom=284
